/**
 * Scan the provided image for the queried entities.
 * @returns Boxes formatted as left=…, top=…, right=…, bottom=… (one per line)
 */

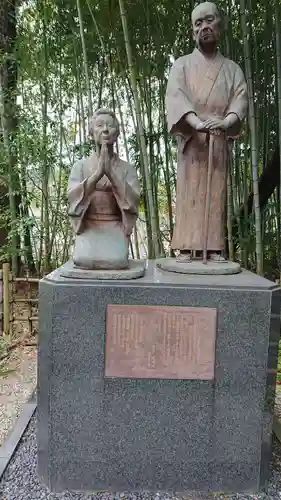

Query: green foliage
left=0, top=0, right=279, bottom=272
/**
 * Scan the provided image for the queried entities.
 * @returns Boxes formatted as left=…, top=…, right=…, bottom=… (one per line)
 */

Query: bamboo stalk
left=76, top=0, right=93, bottom=118
left=0, top=72, right=18, bottom=276
left=118, top=0, right=160, bottom=258
left=243, top=137, right=249, bottom=267
left=123, top=77, right=152, bottom=257
left=240, top=0, right=263, bottom=275
left=49, top=38, right=63, bottom=260
left=227, top=152, right=234, bottom=262
left=275, top=0, right=281, bottom=281
left=40, top=2, right=51, bottom=274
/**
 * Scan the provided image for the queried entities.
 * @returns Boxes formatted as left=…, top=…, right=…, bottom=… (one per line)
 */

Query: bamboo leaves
left=0, top=0, right=278, bottom=276
left=240, top=0, right=263, bottom=274
left=118, top=0, right=160, bottom=258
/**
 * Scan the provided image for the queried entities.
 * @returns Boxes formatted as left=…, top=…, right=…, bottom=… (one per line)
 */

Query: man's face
left=92, top=113, right=118, bottom=145
left=192, top=4, right=220, bottom=49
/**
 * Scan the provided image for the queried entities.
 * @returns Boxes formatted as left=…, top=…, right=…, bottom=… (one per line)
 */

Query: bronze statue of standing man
left=166, top=2, right=248, bottom=263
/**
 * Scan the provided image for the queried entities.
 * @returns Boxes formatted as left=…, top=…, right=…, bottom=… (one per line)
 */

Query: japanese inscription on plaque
left=105, top=304, right=217, bottom=380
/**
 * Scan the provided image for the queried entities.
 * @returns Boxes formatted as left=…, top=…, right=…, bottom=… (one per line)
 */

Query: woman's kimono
left=68, top=152, right=140, bottom=270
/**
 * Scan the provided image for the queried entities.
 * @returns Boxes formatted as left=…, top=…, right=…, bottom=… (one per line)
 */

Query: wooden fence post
left=3, top=263, right=10, bottom=338
left=0, top=266, right=2, bottom=336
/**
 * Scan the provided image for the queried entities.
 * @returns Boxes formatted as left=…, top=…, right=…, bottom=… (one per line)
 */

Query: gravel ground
left=1, top=414, right=281, bottom=500
left=0, top=345, right=37, bottom=446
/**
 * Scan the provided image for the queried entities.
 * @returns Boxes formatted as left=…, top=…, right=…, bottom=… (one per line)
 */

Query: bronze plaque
left=105, top=305, right=217, bottom=380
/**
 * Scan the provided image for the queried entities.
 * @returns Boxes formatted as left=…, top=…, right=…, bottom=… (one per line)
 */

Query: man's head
left=89, top=108, right=120, bottom=145
left=192, top=2, right=222, bottom=51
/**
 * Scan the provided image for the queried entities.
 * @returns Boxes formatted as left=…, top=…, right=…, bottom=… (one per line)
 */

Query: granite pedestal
left=38, top=260, right=281, bottom=494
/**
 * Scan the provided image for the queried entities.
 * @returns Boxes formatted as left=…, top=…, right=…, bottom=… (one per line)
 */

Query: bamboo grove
left=0, top=0, right=280, bottom=278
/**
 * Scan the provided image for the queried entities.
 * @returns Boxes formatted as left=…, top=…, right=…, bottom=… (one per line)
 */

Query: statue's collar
left=193, top=47, right=224, bottom=62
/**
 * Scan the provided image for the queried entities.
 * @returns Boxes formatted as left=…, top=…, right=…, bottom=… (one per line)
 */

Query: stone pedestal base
left=59, top=259, right=146, bottom=280
left=38, top=261, right=280, bottom=494
left=157, top=257, right=241, bottom=275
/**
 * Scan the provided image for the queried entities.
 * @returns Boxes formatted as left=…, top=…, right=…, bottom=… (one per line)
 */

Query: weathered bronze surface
left=165, top=2, right=248, bottom=266
left=105, top=304, right=217, bottom=379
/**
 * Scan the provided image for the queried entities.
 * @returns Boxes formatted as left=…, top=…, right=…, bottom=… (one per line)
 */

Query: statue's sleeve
left=68, top=160, right=91, bottom=235
left=226, top=64, right=248, bottom=137
left=110, top=162, right=140, bottom=237
left=165, top=57, right=196, bottom=137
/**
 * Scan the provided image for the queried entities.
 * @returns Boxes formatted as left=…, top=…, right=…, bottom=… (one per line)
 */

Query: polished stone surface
left=38, top=260, right=281, bottom=494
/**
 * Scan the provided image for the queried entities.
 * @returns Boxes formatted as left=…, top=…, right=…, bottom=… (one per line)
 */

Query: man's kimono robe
left=166, top=48, right=248, bottom=252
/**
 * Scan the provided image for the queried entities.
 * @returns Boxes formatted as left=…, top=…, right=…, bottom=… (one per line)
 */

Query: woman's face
left=92, top=113, right=119, bottom=145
